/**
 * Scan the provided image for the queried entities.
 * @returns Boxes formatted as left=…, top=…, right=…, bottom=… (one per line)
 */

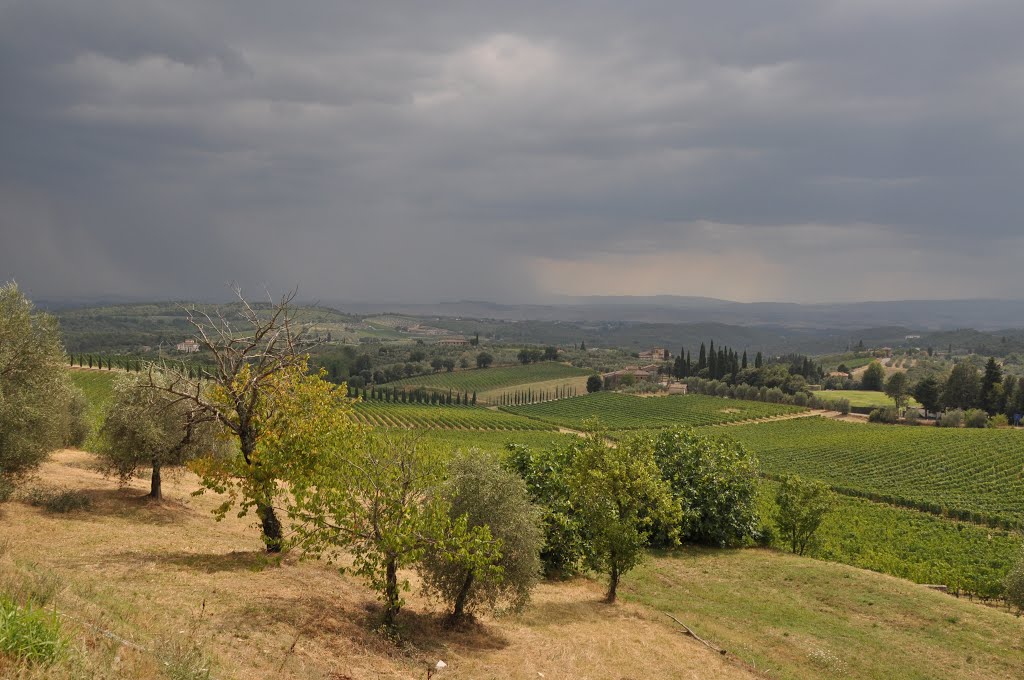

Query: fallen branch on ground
left=663, top=612, right=726, bottom=655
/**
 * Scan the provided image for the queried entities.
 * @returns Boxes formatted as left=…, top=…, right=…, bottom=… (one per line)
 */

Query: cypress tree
left=698, top=343, right=706, bottom=371
left=742, top=350, right=748, bottom=370
left=472, top=391, right=477, bottom=405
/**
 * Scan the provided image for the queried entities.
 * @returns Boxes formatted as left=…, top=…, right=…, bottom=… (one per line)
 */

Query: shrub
left=990, top=413, right=1010, bottom=428
left=1007, top=550, right=1024, bottom=613
left=0, top=478, right=13, bottom=503
left=23, top=487, right=92, bottom=513
left=964, top=409, right=989, bottom=429
left=937, top=409, right=964, bottom=428
left=904, top=408, right=920, bottom=425
left=586, top=375, right=603, bottom=393
left=868, top=406, right=898, bottom=424
left=0, top=596, right=65, bottom=665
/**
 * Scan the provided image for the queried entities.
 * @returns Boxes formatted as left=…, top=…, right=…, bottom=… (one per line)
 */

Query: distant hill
left=333, top=296, right=1024, bottom=331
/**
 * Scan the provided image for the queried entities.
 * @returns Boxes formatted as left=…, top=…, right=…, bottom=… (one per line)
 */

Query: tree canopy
left=0, top=283, right=76, bottom=490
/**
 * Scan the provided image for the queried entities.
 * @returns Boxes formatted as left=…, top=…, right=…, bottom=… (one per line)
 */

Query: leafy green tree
left=861, top=361, right=886, bottom=391
left=912, top=377, right=942, bottom=417
left=145, top=289, right=343, bottom=551
left=979, top=357, right=1004, bottom=415
left=505, top=443, right=585, bottom=577
left=543, top=346, right=559, bottom=361
left=943, top=362, right=980, bottom=411
left=586, top=374, right=603, bottom=393
left=649, top=428, right=760, bottom=546
left=775, top=475, right=835, bottom=555
left=420, top=452, right=543, bottom=622
left=569, top=428, right=680, bottom=602
left=884, top=372, right=910, bottom=411
left=98, top=373, right=226, bottom=500
left=0, top=283, right=77, bottom=489
left=476, top=352, right=493, bottom=369
left=431, top=358, right=444, bottom=372
left=287, top=432, right=497, bottom=628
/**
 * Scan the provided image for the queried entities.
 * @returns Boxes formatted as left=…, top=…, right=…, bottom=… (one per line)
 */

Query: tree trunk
left=607, top=562, right=619, bottom=603
left=149, top=459, right=162, bottom=500
left=451, top=571, right=475, bottom=622
left=256, top=502, right=283, bottom=553
left=383, top=557, right=400, bottom=628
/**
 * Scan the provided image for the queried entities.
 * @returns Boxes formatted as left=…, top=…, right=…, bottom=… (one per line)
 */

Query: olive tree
left=775, top=475, right=835, bottom=555
left=1005, top=549, right=1024, bottom=613
left=0, top=283, right=76, bottom=492
left=98, top=373, right=226, bottom=500
left=569, top=427, right=680, bottom=603
left=419, top=451, right=544, bottom=622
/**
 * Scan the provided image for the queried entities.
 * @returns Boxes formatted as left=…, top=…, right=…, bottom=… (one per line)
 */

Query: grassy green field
left=812, top=389, right=919, bottom=408
left=725, top=417, right=1024, bottom=527
left=387, top=362, right=591, bottom=392
left=757, top=480, right=1021, bottom=598
left=624, top=548, right=1024, bottom=680
left=67, top=368, right=117, bottom=449
left=504, top=392, right=806, bottom=430
left=352, top=401, right=555, bottom=430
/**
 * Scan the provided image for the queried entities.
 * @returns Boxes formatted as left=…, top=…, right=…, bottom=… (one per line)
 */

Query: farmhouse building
left=602, top=366, right=655, bottom=389
left=639, top=347, right=670, bottom=361
left=438, top=337, right=469, bottom=346
left=176, top=339, right=199, bottom=353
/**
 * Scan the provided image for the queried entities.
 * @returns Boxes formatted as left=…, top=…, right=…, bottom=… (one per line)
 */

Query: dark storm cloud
left=2, top=0, right=1024, bottom=303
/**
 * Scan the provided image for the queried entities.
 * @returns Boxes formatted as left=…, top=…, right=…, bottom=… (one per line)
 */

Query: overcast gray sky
left=2, top=0, right=1023, bottom=304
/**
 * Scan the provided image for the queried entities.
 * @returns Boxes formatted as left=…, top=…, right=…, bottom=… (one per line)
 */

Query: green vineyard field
left=758, top=480, right=1021, bottom=598
left=351, top=401, right=555, bottom=431
left=728, top=417, right=1024, bottom=527
left=386, top=362, right=590, bottom=392
left=504, top=392, right=806, bottom=430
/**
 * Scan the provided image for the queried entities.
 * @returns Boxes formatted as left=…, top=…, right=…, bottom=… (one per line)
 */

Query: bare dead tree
left=145, top=285, right=309, bottom=551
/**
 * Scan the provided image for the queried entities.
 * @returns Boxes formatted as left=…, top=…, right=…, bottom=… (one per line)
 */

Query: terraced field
left=726, top=417, right=1024, bottom=527
left=352, top=401, right=555, bottom=430
left=387, top=362, right=590, bottom=392
left=504, top=392, right=806, bottom=430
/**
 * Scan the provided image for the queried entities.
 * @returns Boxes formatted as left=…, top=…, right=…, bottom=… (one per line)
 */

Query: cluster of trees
left=673, top=341, right=752, bottom=381
left=911, top=359, right=1024, bottom=424
left=517, top=346, right=559, bottom=364
left=685, top=377, right=851, bottom=413
left=673, top=341, right=824, bottom=396
left=506, top=426, right=763, bottom=599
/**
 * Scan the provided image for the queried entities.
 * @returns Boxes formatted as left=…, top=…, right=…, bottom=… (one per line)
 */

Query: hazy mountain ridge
left=332, top=296, right=1024, bottom=331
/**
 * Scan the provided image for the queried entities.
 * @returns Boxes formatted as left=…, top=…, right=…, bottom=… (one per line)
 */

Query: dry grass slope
left=0, top=451, right=751, bottom=679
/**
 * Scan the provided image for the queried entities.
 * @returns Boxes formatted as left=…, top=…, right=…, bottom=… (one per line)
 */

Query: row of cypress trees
left=347, top=385, right=477, bottom=406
